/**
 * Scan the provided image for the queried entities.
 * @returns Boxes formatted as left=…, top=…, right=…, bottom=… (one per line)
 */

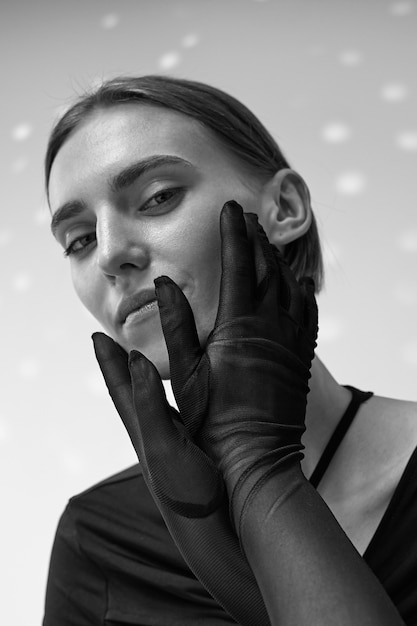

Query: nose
left=96, top=208, right=150, bottom=278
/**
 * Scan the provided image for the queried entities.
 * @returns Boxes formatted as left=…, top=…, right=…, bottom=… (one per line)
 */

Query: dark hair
left=45, top=75, right=323, bottom=291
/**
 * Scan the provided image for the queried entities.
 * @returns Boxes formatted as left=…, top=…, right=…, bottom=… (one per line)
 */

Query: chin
left=153, top=360, right=171, bottom=380
left=120, top=334, right=171, bottom=380
left=148, top=339, right=171, bottom=379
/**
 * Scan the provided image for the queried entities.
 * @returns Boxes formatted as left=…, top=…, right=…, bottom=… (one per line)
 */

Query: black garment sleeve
left=43, top=466, right=239, bottom=625
left=43, top=504, right=107, bottom=626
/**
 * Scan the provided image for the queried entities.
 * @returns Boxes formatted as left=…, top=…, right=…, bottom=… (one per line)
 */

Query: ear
left=259, top=168, right=312, bottom=248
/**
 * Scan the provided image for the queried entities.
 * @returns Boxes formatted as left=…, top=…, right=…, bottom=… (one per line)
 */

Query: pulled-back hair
left=45, top=75, right=323, bottom=291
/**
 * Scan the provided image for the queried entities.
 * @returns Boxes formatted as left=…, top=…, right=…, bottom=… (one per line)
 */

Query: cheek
left=170, top=203, right=224, bottom=338
left=71, top=265, right=103, bottom=321
left=178, top=203, right=222, bottom=280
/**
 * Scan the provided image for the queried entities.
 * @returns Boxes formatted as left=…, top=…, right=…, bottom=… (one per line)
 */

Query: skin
left=48, top=102, right=417, bottom=624
left=49, top=101, right=417, bottom=561
left=49, top=104, right=269, bottom=379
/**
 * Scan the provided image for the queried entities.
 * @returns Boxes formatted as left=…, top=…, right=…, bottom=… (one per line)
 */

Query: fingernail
left=128, top=350, right=143, bottom=368
left=154, top=275, right=174, bottom=287
left=223, top=199, right=243, bottom=213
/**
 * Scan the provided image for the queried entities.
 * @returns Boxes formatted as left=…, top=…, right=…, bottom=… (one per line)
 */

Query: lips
left=116, top=289, right=158, bottom=325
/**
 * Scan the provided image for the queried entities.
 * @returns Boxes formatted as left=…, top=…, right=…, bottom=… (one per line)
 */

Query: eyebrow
left=50, top=154, right=193, bottom=238
left=50, top=200, right=87, bottom=238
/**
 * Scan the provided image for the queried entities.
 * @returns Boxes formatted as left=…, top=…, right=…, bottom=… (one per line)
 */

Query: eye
left=139, top=187, right=185, bottom=212
left=63, top=232, right=96, bottom=258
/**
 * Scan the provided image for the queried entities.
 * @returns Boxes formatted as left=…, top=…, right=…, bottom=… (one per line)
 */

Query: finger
left=92, top=332, right=129, bottom=385
left=154, top=275, right=202, bottom=393
left=92, top=332, right=141, bottom=448
left=215, top=201, right=256, bottom=325
left=129, top=351, right=224, bottom=517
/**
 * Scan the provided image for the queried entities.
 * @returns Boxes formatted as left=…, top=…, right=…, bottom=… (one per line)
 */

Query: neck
left=301, top=355, right=352, bottom=478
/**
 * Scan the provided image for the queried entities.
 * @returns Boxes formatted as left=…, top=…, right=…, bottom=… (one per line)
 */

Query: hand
left=92, top=332, right=270, bottom=626
left=154, top=201, right=318, bottom=533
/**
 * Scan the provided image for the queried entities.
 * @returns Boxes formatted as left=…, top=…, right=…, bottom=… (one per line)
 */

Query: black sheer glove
left=92, top=334, right=270, bottom=626
left=153, top=203, right=404, bottom=626
left=92, top=204, right=403, bottom=626
left=152, top=201, right=318, bottom=534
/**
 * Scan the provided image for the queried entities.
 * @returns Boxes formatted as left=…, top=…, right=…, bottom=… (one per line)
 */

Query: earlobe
left=260, top=168, right=312, bottom=247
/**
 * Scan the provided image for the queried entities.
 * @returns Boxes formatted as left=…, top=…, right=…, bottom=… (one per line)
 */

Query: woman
left=43, top=75, right=417, bottom=625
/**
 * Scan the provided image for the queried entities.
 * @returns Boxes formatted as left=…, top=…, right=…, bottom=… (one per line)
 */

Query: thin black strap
left=309, top=385, right=374, bottom=488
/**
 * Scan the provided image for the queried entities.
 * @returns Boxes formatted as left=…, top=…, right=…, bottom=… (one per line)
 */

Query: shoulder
left=64, top=463, right=161, bottom=531
left=57, top=463, right=177, bottom=571
left=328, top=394, right=417, bottom=479
left=318, top=394, right=417, bottom=554
left=318, top=393, right=417, bottom=488
left=62, top=464, right=144, bottom=523
left=354, top=395, right=417, bottom=471
left=59, top=463, right=167, bottom=554
left=357, top=395, right=417, bottom=506
left=69, top=463, right=143, bottom=501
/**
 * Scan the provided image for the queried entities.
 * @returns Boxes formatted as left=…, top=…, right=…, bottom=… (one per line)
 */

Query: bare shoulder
left=317, top=394, right=417, bottom=555
left=356, top=394, right=417, bottom=463
left=319, top=393, right=417, bottom=481
left=330, top=393, right=417, bottom=491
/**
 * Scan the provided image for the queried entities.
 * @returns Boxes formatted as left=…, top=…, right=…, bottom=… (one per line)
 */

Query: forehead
left=48, top=104, right=240, bottom=210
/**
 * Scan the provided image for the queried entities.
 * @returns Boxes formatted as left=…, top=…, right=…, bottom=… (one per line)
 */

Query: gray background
left=1, top=0, right=416, bottom=623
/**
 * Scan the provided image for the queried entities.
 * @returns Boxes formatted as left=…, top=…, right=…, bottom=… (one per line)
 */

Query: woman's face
left=48, top=104, right=263, bottom=378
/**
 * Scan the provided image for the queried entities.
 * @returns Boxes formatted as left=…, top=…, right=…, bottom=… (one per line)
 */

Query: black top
left=43, top=387, right=417, bottom=625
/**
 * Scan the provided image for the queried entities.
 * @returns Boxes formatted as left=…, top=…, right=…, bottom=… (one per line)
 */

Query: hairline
left=46, top=100, right=269, bottom=207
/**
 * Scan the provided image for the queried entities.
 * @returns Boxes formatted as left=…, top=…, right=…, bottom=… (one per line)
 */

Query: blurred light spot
left=12, top=123, right=33, bottom=141
left=335, top=171, right=366, bottom=195
left=60, top=450, right=85, bottom=475
left=85, top=370, right=107, bottom=397
left=11, top=157, right=28, bottom=174
left=381, top=83, right=408, bottom=102
left=322, top=122, right=351, bottom=144
left=393, top=282, right=417, bottom=305
left=0, top=229, right=12, bottom=246
left=401, top=340, right=417, bottom=366
left=389, top=1, right=414, bottom=15
left=101, top=13, right=119, bottom=29
left=396, top=131, right=417, bottom=151
left=158, top=52, right=181, bottom=70
left=397, top=230, right=417, bottom=253
left=339, top=50, right=362, bottom=66
left=18, top=357, right=41, bottom=380
left=181, top=33, right=199, bottom=48
left=317, top=316, right=344, bottom=344
left=12, top=272, right=32, bottom=292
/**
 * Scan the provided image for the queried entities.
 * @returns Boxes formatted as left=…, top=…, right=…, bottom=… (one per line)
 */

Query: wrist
left=230, top=457, right=306, bottom=539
